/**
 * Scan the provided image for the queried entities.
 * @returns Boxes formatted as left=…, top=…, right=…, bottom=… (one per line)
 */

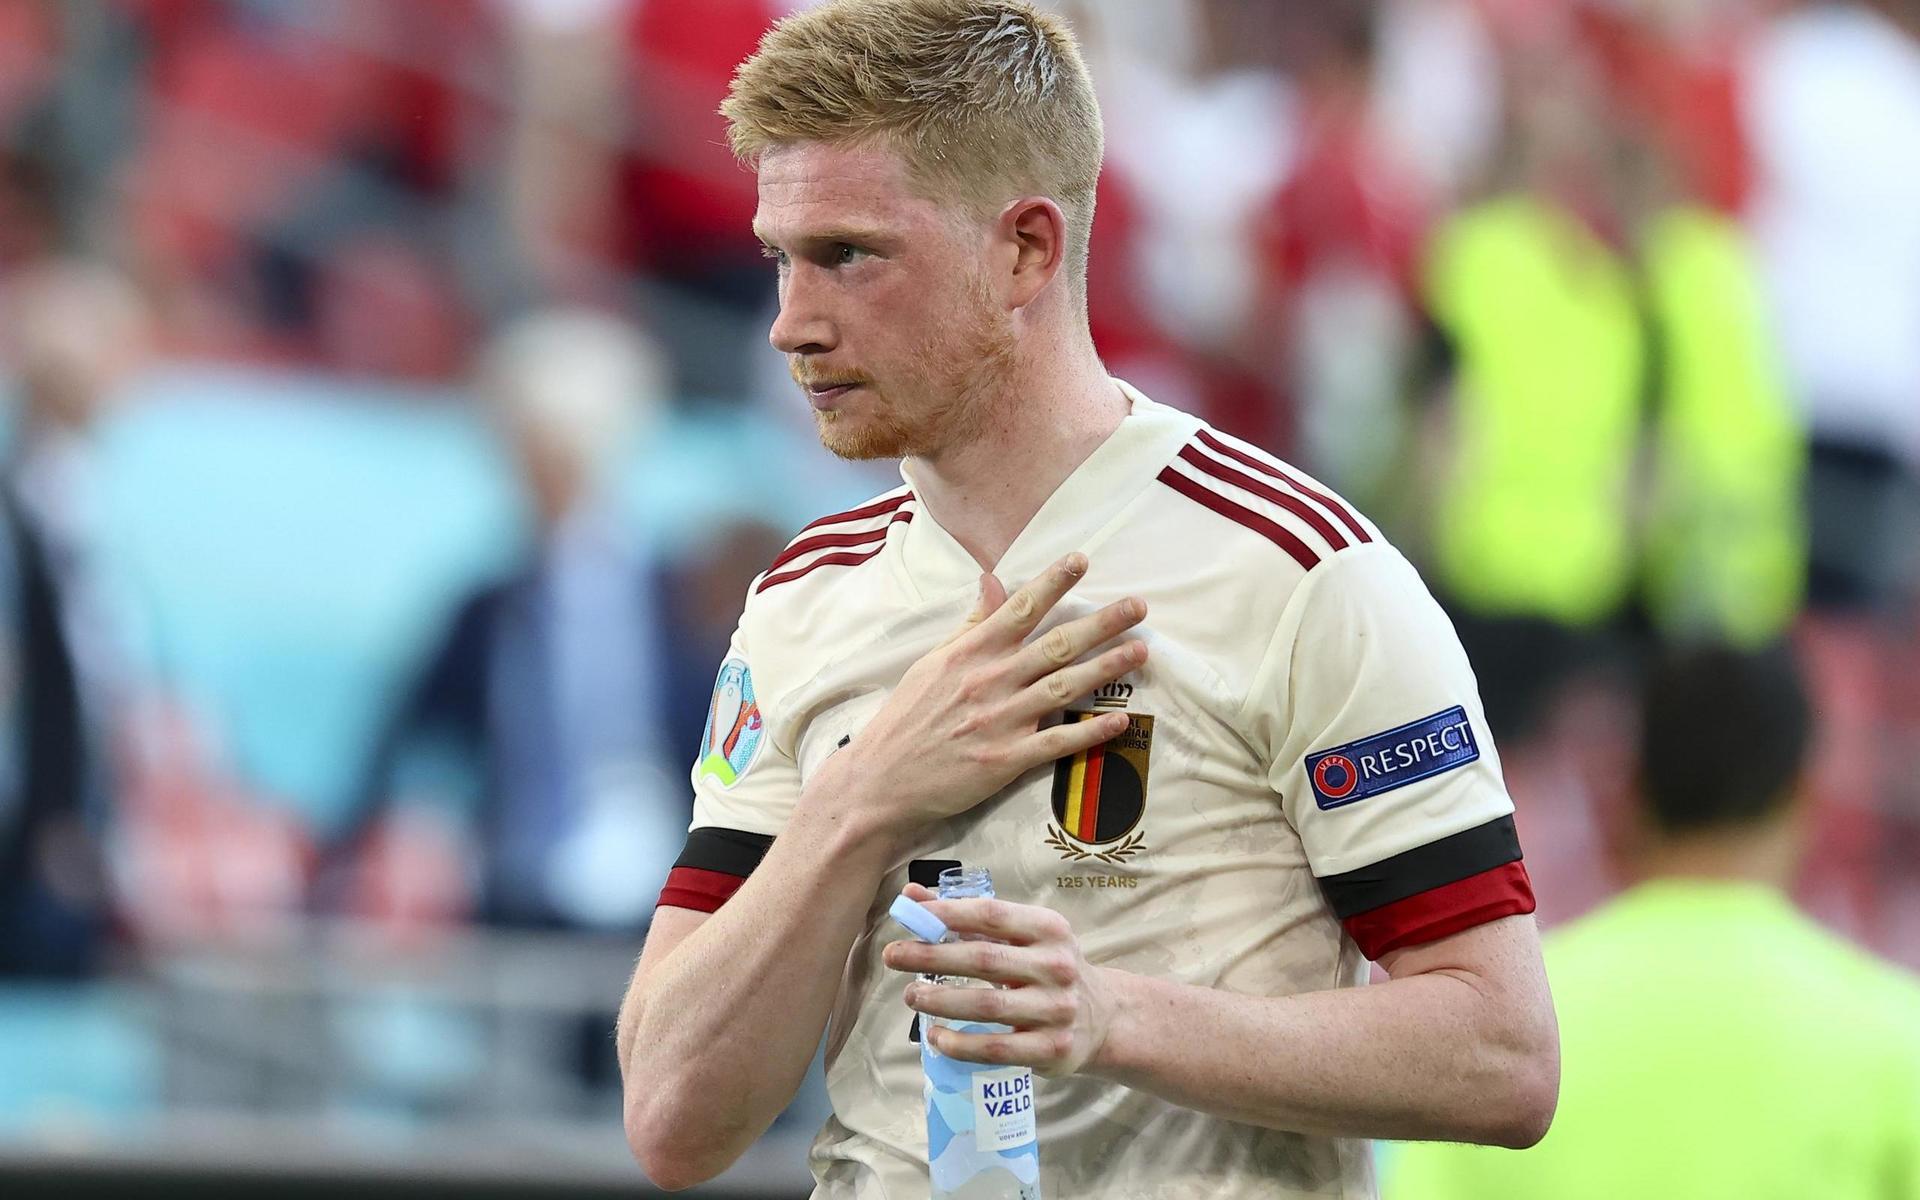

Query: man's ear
left=1000, top=196, right=1068, bottom=308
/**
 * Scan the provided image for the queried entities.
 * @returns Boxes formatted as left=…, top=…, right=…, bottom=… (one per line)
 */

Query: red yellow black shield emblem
left=1050, top=712, right=1151, bottom=851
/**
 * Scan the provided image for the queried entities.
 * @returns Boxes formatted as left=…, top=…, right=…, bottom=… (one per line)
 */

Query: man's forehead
left=752, top=141, right=946, bottom=242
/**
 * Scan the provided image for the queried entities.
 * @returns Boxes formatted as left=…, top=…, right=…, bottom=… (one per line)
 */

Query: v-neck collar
left=893, top=381, right=1201, bottom=601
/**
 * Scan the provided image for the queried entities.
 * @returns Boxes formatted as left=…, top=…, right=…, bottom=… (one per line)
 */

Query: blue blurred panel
left=0, top=984, right=157, bottom=1130
left=97, top=367, right=522, bottom=835
left=628, top=401, right=890, bottom=559
left=87, top=368, right=878, bottom=838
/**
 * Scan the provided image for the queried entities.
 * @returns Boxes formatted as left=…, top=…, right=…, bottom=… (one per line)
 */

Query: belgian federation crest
left=1046, top=683, right=1151, bottom=864
left=697, top=658, right=764, bottom=789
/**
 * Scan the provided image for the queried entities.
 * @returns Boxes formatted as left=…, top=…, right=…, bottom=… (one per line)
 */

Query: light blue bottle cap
left=888, top=894, right=949, bottom=943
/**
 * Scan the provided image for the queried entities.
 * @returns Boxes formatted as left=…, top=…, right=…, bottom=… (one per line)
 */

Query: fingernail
left=1065, top=553, right=1087, bottom=576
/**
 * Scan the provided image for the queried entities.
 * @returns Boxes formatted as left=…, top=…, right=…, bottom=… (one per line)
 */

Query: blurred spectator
left=1254, top=0, right=1430, bottom=511
left=1746, top=0, right=1920, bottom=613
left=1415, top=18, right=1806, bottom=925
left=0, top=260, right=147, bottom=976
left=494, top=0, right=629, bottom=302
left=1369, top=0, right=1501, bottom=206
left=118, top=0, right=491, bottom=375
left=1742, top=0, right=1920, bottom=942
left=1384, top=642, right=1920, bottom=1199
left=0, top=460, right=88, bottom=978
left=339, top=308, right=695, bottom=932
left=1416, top=32, right=1648, bottom=743
left=1072, top=0, right=1296, bottom=441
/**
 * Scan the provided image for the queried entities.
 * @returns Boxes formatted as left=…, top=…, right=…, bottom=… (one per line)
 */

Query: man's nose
left=769, top=270, right=835, bottom=356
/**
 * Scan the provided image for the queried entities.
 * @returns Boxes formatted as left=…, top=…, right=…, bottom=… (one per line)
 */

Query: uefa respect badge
left=697, top=657, right=764, bottom=789
left=1306, top=706, right=1479, bottom=810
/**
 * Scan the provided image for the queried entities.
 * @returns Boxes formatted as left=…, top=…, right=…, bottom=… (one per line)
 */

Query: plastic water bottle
left=890, top=867, right=1042, bottom=1200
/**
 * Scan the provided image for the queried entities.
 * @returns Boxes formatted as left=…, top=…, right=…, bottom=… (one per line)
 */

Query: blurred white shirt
left=1744, top=3, right=1920, bottom=462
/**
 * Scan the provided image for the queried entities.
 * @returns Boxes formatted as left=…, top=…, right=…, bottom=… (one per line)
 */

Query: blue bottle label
left=972, top=1066, right=1036, bottom=1151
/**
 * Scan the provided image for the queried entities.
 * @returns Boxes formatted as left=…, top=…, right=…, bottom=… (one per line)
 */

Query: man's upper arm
left=655, top=615, right=801, bottom=916
left=1378, top=914, right=1559, bottom=1098
left=1376, top=912, right=1546, bottom=991
left=1254, top=544, right=1537, bottom=961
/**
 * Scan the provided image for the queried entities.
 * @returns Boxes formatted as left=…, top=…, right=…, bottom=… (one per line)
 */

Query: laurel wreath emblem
left=1045, top=824, right=1146, bottom=864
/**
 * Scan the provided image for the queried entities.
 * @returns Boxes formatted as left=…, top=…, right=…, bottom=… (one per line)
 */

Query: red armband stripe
left=1341, top=859, right=1536, bottom=960
left=656, top=865, right=749, bottom=914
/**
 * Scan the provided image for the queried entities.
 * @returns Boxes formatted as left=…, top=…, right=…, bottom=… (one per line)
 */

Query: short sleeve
left=654, top=618, right=802, bottom=914
left=1255, top=544, right=1535, bottom=959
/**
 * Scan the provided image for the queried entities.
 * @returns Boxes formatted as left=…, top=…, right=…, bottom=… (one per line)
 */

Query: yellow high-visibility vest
left=1423, top=197, right=1645, bottom=627
left=1384, top=881, right=1920, bottom=1200
left=1423, top=198, right=1806, bottom=638
left=1641, top=207, right=1805, bottom=645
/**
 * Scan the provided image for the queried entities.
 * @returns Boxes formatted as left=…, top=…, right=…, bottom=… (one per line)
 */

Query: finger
left=1015, top=709, right=1132, bottom=770
left=925, top=1023, right=1072, bottom=1071
left=1011, top=596, right=1148, bottom=686
left=902, top=881, right=937, bottom=903
left=1017, top=639, right=1149, bottom=719
left=882, top=937, right=1053, bottom=985
left=911, top=897, right=1071, bottom=947
left=941, top=572, right=1007, bottom=647
left=906, top=981, right=1075, bottom=1029
left=980, top=552, right=1089, bottom=644
left=977, top=572, right=1008, bottom=620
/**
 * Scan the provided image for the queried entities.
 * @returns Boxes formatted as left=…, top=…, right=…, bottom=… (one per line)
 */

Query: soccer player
left=616, top=3, right=1559, bottom=1196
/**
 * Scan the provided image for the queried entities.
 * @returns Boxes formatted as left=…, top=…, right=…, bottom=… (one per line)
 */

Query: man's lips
left=805, top=381, right=863, bottom=409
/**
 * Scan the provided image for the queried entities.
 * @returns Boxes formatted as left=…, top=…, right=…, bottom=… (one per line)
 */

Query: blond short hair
left=721, top=0, right=1104, bottom=293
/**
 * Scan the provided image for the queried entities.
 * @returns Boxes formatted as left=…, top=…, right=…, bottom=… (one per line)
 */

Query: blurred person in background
left=1746, top=0, right=1920, bottom=616
left=1065, top=0, right=1297, bottom=442
left=1413, top=10, right=1805, bottom=925
left=339, top=308, right=695, bottom=933
left=1415, top=25, right=1646, bottom=751
left=1385, top=641, right=1920, bottom=1200
left=1743, top=0, right=1920, bottom=943
left=1254, top=0, right=1431, bottom=517
left=0, top=261, right=142, bottom=976
left=2, top=261, right=321, bottom=952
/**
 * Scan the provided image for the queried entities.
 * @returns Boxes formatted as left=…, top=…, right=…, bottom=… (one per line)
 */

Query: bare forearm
left=1088, top=932, right=1557, bottom=1146
left=619, top=800, right=897, bottom=1177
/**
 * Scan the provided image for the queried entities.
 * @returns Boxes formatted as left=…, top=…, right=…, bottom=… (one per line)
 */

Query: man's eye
left=760, top=245, right=788, bottom=266
left=833, top=243, right=865, bottom=265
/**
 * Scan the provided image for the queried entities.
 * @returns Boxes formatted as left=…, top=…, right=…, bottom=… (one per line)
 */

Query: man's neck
left=1625, top=813, right=1803, bottom=893
left=905, top=337, right=1128, bottom=571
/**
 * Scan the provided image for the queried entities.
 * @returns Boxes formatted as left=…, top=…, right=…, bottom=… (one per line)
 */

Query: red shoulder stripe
left=765, top=524, right=890, bottom=576
left=794, top=491, right=912, bottom=537
left=1178, top=444, right=1348, bottom=552
left=755, top=538, right=894, bottom=594
left=1341, top=860, right=1535, bottom=960
left=1157, top=467, right=1320, bottom=572
left=1195, top=430, right=1372, bottom=544
left=760, top=507, right=911, bottom=592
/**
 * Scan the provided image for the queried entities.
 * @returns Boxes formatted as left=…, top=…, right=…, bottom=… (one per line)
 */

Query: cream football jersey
left=657, top=384, right=1535, bottom=1200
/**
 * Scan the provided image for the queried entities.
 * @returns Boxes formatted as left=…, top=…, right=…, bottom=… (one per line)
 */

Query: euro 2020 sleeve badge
left=698, top=657, right=765, bottom=789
